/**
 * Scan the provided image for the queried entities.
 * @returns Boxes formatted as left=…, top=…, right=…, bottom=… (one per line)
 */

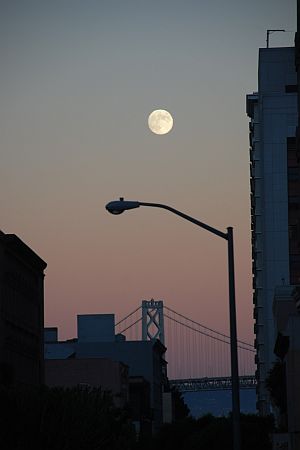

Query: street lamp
left=105, top=197, right=241, bottom=450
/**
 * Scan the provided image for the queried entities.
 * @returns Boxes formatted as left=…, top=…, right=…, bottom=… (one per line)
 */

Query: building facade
left=0, top=231, right=47, bottom=386
left=45, top=357, right=129, bottom=408
left=246, top=47, right=300, bottom=414
left=45, top=314, right=168, bottom=433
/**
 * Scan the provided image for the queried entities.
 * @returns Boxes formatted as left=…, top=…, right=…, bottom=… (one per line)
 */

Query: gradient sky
left=1, top=0, right=296, bottom=345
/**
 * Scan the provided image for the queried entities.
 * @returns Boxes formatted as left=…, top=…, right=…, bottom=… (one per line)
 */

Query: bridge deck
left=169, top=375, right=256, bottom=392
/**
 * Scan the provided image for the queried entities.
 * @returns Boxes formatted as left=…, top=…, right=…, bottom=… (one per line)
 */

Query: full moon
left=148, top=109, right=173, bottom=135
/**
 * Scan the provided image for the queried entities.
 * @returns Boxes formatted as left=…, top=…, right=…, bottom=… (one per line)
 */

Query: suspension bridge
left=115, top=299, right=256, bottom=392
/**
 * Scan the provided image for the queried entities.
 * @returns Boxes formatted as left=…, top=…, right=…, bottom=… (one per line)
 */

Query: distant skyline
left=1, top=0, right=296, bottom=344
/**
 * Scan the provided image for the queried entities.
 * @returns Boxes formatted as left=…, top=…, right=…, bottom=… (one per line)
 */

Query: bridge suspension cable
left=164, top=305, right=254, bottom=350
left=115, top=305, right=141, bottom=326
left=164, top=313, right=255, bottom=353
left=118, top=317, right=142, bottom=334
left=115, top=302, right=255, bottom=379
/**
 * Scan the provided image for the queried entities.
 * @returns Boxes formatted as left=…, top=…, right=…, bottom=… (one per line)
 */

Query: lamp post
left=105, top=197, right=241, bottom=450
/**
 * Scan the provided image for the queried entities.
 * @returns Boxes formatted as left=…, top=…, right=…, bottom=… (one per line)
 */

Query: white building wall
left=247, top=47, right=297, bottom=414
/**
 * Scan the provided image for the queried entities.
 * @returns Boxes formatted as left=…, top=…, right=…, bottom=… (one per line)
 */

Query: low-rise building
left=44, top=313, right=168, bottom=433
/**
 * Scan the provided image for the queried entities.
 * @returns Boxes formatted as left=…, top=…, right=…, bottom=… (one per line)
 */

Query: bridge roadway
left=169, top=375, right=256, bottom=392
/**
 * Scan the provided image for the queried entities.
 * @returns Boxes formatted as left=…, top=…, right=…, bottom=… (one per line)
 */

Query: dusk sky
left=1, top=0, right=295, bottom=345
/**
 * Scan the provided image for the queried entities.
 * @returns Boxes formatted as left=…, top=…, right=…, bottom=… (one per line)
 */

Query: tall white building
left=246, top=47, right=300, bottom=414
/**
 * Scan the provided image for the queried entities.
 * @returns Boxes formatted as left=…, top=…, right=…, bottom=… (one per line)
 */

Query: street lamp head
left=105, top=198, right=140, bottom=215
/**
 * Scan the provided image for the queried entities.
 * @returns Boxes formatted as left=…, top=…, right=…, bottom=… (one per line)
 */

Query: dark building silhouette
left=0, top=231, right=47, bottom=385
left=45, top=314, right=168, bottom=434
left=129, top=376, right=152, bottom=440
left=296, top=0, right=300, bottom=143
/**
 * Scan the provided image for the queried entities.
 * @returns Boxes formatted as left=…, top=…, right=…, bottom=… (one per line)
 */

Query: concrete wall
left=77, top=314, right=115, bottom=343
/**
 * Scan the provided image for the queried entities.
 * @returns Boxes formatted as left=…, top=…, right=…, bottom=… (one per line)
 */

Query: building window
left=285, top=85, right=298, bottom=93
left=290, top=258, right=300, bottom=285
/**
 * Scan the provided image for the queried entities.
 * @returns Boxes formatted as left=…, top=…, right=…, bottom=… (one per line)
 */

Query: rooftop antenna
left=266, top=29, right=286, bottom=48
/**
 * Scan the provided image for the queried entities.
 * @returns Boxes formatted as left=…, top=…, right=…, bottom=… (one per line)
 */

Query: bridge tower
left=142, top=299, right=165, bottom=345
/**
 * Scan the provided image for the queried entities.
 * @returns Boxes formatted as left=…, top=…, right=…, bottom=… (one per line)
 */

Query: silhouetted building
left=45, top=314, right=168, bottom=433
left=246, top=47, right=300, bottom=414
left=273, top=286, right=300, bottom=450
left=129, top=376, right=152, bottom=440
left=0, top=231, right=47, bottom=385
left=295, top=0, right=300, bottom=158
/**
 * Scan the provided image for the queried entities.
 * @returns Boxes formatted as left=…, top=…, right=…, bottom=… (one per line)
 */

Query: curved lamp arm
left=106, top=198, right=228, bottom=240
